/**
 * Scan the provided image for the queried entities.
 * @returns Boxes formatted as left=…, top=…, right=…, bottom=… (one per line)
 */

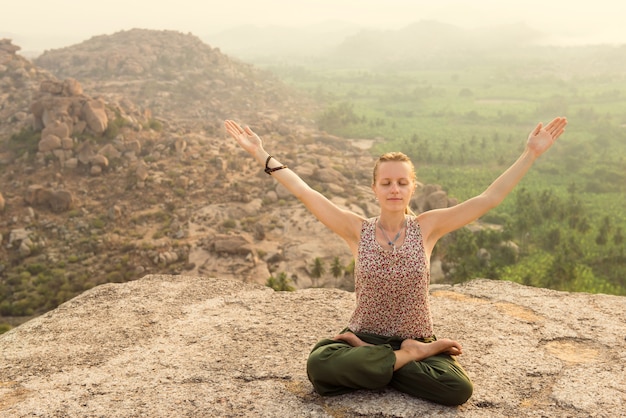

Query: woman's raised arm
left=224, top=120, right=364, bottom=250
left=418, top=117, right=567, bottom=253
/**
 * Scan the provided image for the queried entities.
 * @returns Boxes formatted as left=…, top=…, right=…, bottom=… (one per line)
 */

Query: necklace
left=377, top=218, right=407, bottom=251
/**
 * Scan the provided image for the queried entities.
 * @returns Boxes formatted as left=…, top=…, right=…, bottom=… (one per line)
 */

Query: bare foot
left=394, top=338, right=462, bottom=371
left=332, top=332, right=373, bottom=347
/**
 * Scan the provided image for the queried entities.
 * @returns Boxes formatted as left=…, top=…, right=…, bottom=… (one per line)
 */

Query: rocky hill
left=0, top=30, right=457, bottom=329
left=1, top=274, right=624, bottom=417
left=33, top=28, right=312, bottom=131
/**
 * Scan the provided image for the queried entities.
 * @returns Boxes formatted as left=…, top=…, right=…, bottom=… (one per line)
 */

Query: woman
left=224, top=117, right=567, bottom=406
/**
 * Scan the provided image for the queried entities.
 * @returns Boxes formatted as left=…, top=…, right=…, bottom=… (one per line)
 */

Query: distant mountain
left=240, top=19, right=625, bottom=73
left=200, top=20, right=547, bottom=68
left=327, top=20, right=546, bottom=67
left=203, top=20, right=364, bottom=63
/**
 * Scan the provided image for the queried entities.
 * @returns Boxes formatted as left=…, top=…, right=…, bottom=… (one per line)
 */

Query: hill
left=0, top=30, right=371, bottom=328
left=32, top=28, right=313, bottom=131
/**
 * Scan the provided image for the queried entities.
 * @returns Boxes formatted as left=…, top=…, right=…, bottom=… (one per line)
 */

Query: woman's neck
left=377, top=213, right=407, bottom=232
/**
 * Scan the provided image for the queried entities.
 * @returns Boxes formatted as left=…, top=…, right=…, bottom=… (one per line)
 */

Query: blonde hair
left=372, top=152, right=417, bottom=215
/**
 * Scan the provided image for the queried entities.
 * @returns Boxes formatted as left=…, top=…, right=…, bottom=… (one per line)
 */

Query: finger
left=224, top=121, right=236, bottom=135
left=532, top=122, right=543, bottom=136
left=224, top=120, right=239, bottom=132
left=224, top=124, right=239, bottom=137
left=552, top=127, right=566, bottom=140
left=544, top=117, right=560, bottom=129
left=555, top=118, right=568, bottom=134
left=544, top=117, right=563, bottom=134
left=546, top=117, right=567, bottom=134
left=549, top=119, right=567, bottom=138
left=225, top=122, right=246, bottom=139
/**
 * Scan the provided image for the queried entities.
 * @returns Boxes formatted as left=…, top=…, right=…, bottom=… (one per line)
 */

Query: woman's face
left=372, top=161, right=415, bottom=212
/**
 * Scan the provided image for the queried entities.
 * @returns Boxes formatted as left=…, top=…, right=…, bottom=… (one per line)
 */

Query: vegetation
left=146, top=118, right=163, bottom=132
left=7, top=126, right=40, bottom=157
left=0, top=248, right=143, bottom=321
left=269, top=56, right=626, bottom=296
left=309, top=257, right=326, bottom=287
left=330, top=256, right=344, bottom=286
left=266, top=272, right=295, bottom=291
left=0, top=202, right=186, bottom=333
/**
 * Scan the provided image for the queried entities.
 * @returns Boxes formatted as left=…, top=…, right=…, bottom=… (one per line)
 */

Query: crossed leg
left=333, top=331, right=462, bottom=371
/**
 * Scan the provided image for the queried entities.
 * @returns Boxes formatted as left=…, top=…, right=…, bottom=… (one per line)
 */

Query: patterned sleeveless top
left=347, top=216, right=434, bottom=339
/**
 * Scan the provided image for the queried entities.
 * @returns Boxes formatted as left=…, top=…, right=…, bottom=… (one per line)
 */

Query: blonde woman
left=225, top=117, right=567, bottom=405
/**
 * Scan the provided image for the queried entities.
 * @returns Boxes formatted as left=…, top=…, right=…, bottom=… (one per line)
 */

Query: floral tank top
left=347, top=216, right=433, bottom=339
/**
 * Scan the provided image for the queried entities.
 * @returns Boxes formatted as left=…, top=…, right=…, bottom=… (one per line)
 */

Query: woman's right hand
left=224, top=120, right=263, bottom=155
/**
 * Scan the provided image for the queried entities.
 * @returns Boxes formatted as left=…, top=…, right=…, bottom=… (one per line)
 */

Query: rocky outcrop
left=30, top=77, right=120, bottom=166
left=31, top=78, right=110, bottom=136
left=211, top=233, right=254, bottom=255
left=1, top=46, right=150, bottom=176
left=0, top=275, right=624, bottom=417
left=23, top=185, right=75, bottom=213
left=412, top=183, right=458, bottom=212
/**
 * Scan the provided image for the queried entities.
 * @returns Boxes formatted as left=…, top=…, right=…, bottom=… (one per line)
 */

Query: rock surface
left=1, top=275, right=624, bottom=417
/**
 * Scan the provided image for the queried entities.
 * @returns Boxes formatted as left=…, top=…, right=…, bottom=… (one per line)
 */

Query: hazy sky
left=4, top=0, right=626, bottom=52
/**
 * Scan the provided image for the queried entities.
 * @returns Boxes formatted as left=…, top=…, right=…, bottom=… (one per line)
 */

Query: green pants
left=306, top=330, right=473, bottom=406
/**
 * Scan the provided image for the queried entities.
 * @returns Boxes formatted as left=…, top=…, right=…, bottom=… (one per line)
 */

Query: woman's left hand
left=526, top=116, right=567, bottom=157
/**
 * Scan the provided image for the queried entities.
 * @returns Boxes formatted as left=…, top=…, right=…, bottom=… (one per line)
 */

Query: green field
left=269, top=63, right=626, bottom=295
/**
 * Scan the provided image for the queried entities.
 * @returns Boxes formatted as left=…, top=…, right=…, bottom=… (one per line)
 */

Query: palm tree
left=330, top=256, right=343, bottom=287
left=266, top=271, right=295, bottom=291
left=310, top=257, right=325, bottom=287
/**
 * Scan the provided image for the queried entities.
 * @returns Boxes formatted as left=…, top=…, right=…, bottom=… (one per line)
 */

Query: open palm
left=526, top=117, right=567, bottom=157
left=224, top=119, right=262, bottom=154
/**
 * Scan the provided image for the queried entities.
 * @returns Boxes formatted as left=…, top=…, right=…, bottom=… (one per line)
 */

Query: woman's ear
left=371, top=184, right=379, bottom=201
